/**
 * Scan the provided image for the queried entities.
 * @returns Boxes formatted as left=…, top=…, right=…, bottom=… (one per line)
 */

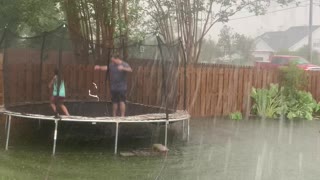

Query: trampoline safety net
left=0, top=25, right=187, bottom=118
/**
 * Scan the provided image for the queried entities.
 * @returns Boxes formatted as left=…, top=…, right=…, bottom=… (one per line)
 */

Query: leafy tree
left=217, top=25, right=233, bottom=57
left=0, top=0, right=63, bottom=35
left=232, top=33, right=254, bottom=61
left=62, top=0, right=143, bottom=64
left=145, top=0, right=298, bottom=63
left=199, top=39, right=221, bottom=62
left=215, top=25, right=254, bottom=63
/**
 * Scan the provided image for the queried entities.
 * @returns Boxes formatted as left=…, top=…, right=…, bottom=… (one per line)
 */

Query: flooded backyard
left=0, top=118, right=320, bottom=180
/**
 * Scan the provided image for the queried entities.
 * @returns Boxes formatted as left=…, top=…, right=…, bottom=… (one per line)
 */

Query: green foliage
left=232, top=33, right=254, bottom=61
left=283, top=91, right=320, bottom=120
left=251, top=64, right=320, bottom=120
left=279, top=61, right=307, bottom=95
left=216, top=25, right=254, bottom=63
left=217, top=25, right=233, bottom=56
left=229, top=112, right=243, bottom=121
left=113, top=0, right=146, bottom=41
left=278, top=63, right=320, bottom=120
left=0, top=0, right=63, bottom=35
left=251, top=84, right=283, bottom=119
left=199, top=39, right=221, bottom=62
left=146, top=0, right=296, bottom=62
left=251, top=84, right=320, bottom=120
left=199, top=26, right=254, bottom=64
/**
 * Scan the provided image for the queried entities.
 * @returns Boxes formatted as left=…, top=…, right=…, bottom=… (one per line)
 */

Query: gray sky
left=208, top=1, right=320, bottom=40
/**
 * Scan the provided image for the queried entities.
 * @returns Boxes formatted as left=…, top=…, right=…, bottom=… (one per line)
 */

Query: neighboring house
left=253, top=26, right=320, bottom=62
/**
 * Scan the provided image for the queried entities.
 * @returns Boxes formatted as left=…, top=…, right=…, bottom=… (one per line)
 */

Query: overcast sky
left=208, top=0, right=320, bottom=40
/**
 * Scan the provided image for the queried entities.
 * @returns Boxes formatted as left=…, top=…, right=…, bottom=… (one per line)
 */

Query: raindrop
left=223, top=138, right=232, bottom=175
left=278, top=117, right=284, bottom=144
left=299, top=152, right=303, bottom=176
left=288, top=120, right=293, bottom=145
left=267, top=147, right=274, bottom=177
left=255, top=141, right=268, bottom=180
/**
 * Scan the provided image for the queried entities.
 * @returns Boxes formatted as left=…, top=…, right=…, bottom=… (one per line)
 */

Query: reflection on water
left=1, top=118, right=320, bottom=180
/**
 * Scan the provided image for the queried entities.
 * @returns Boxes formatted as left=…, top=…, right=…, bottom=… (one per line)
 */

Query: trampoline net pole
left=156, top=36, right=169, bottom=121
left=39, top=32, right=47, bottom=101
left=55, top=26, right=65, bottom=117
left=1, top=27, right=8, bottom=107
left=179, top=38, right=187, bottom=111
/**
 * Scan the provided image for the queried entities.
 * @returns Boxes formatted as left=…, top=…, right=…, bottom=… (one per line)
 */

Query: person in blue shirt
left=95, top=54, right=132, bottom=117
left=48, top=68, right=70, bottom=116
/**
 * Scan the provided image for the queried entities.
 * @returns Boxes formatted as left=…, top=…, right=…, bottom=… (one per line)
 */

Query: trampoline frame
left=1, top=103, right=190, bottom=156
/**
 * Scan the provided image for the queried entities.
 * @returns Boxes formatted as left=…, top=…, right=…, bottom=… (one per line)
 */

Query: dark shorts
left=51, top=96, right=65, bottom=105
left=111, top=90, right=126, bottom=103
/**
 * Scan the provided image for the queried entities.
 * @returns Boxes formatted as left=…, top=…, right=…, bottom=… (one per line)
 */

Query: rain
left=0, top=0, right=320, bottom=179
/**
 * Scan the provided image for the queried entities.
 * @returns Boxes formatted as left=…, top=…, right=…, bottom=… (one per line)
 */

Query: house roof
left=258, top=26, right=320, bottom=51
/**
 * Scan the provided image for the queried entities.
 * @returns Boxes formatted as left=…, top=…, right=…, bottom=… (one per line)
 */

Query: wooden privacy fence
left=2, top=63, right=320, bottom=117
left=3, top=63, right=175, bottom=110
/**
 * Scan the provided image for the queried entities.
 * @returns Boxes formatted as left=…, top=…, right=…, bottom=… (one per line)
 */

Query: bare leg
left=50, top=97, right=57, bottom=115
left=120, top=102, right=126, bottom=117
left=60, top=104, right=70, bottom=116
left=50, top=103, right=56, bottom=114
left=113, top=103, right=118, bottom=117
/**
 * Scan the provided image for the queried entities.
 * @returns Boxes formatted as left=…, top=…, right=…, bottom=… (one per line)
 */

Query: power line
left=231, top=1, right=309, bottom=16
left=268, top=0, right=309, bottom=8
left=229, top=4, right=310, bottom=21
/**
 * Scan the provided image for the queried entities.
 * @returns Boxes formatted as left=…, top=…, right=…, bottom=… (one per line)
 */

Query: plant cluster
left=251, top=63, right=320, bottom=120
left=229, top=111, right=243, bottom=121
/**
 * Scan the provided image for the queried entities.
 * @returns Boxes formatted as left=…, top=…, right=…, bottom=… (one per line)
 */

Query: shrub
left=283, top=91, right=320, bottom=120
left=229, top=111, right=243, bottom=120
left=251, top=84, right=320, bottom=120
left=251, top=84, right=282, bottom=119
left=279, top=61, right=307, bottom=96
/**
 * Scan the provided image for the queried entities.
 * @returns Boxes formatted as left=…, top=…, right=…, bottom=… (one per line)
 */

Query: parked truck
left=255, top=55, right=320, bottom=71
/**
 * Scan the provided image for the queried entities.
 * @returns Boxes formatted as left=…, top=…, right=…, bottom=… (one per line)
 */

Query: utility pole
left=308, top=0, right=313, bottom=62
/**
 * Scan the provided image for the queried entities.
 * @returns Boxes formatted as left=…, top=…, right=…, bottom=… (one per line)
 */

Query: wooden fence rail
left=2, top=63, right=320, bottom=118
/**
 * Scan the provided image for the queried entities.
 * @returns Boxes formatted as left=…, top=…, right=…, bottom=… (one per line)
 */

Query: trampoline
left=2, top=101, right=190, bottom=155
left=0, top=25, right=190, bottom=155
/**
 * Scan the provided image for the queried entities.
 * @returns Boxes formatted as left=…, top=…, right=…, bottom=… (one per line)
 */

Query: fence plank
left=237, top=68, right=244, bottom=113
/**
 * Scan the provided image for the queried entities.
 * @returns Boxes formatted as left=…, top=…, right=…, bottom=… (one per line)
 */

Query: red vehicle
left=255, top=55, right=320, bottom=71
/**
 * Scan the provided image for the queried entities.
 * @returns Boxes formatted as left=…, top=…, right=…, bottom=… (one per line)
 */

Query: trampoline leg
left=5, top=116, right=11, bottom=151
left=165, top=121, right=168, bottom=147
left=187, top=118, right=190, bottom=142
left=52, top=120, right=58, bottom=156
left=4, top=115, right=8, bottom=135
left=182, top=120, right=185, bottom=140
left=114, top=122, right=119, bottom=155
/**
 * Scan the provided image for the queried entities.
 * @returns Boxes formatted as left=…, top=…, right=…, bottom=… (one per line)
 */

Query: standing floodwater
left=1, top=118, right=320, bottom=180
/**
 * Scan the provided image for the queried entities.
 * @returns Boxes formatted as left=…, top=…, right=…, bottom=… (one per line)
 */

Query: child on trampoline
left=48, top=68, right=70, bottom=116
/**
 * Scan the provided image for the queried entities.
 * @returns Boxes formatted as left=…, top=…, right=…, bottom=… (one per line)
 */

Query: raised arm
left=118, top=63, right=132, bottom=72
left=48, top=75, right=56, bottom=89
left=121, top=66, right=132, bottom=72
left=94, top=65, right=108, bottom=71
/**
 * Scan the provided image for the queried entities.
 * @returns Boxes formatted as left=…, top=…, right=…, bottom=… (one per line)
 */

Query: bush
left=251, top=84, right=320, bottom=120
left=283, top=91, right=320, bottom=120
left=251, top=84, right=283, bottom=119
left=279, top=62, right=307, bottom=96
left=229, top=111, right=243, bottom=120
